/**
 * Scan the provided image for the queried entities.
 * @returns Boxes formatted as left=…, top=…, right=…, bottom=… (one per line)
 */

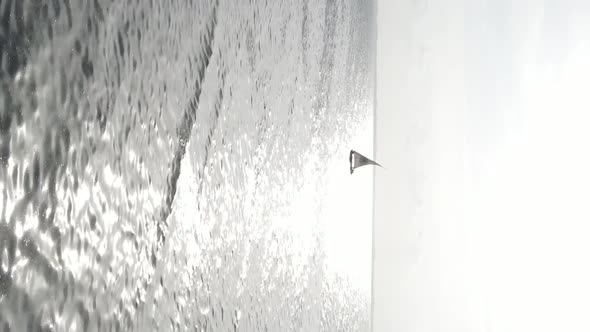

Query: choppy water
left=0, top=0, right=374, bottom=331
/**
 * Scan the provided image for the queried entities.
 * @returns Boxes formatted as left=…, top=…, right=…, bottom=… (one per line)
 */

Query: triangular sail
left=349, top=150, right=382, bottom=174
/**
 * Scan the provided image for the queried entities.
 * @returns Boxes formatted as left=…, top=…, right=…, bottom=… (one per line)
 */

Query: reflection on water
left=0, top=0, right=373, bottom=330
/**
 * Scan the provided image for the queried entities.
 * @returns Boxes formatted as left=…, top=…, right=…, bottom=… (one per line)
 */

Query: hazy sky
left=375, top=1, right=590, bottom=331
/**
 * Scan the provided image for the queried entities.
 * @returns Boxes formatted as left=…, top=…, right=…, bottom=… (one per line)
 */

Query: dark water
left=0, top=0, right=374, bottom=330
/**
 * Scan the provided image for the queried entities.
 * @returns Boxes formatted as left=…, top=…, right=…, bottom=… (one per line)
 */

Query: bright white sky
left=375, top=1, right=590, bottom=331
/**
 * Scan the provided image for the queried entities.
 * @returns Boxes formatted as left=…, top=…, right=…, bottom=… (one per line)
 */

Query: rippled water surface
left=0, top=0, right=374, bottom=330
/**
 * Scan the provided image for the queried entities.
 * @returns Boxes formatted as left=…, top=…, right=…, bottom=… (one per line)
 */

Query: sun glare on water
left=322, top=119, right=374, bottom=293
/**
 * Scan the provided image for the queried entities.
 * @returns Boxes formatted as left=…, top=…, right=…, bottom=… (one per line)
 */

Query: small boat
left=349, top=149, right=383, bottom=174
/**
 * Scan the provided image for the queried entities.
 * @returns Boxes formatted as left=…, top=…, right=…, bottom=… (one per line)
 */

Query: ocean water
left=0, top=0, right=374, bottom=330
